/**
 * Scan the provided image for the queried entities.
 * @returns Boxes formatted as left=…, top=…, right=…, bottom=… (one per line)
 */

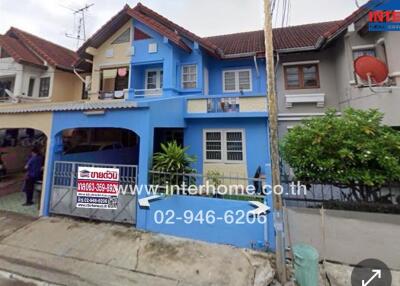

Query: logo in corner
left=79, top=169, right=91, bottom=178
left=367, top=0, right=400, bottom=32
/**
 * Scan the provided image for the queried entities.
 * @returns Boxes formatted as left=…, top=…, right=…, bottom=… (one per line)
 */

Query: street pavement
left=0, top=211, right=274, bottom=286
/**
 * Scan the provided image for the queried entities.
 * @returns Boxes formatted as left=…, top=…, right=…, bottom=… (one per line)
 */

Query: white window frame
left=222, top=69, right=252, bottom=93
left=181, top=64, right=197, bottom=89
left=145, top=68, right=163, bottom=95
left=148, top=43, right=158, bottom=53
left=203, top=129, right=246, bottom=163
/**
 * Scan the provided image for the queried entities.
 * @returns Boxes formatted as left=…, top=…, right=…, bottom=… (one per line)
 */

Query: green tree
left=280, top=108, right=400, bottom=201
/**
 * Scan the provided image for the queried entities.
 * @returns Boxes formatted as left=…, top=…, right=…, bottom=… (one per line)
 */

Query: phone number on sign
left=153, top=210, right=267, bottom=225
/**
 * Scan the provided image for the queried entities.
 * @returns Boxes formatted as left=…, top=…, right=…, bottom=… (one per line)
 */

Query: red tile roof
left=132, top=3, right=220, bottom=56
left=6, top=27, right=79, bottom=71
left=273, top=21, right=344, bottom=51
left=205, top=2, right=373, bottom=56
left=205, top=21, right=343, bottom=56
left=127, top=8, right=192, bottom=52
left=77, top=3, right=221, bottom=60
left=77, top=2, right=371, bottom=62
left=0, top=34, right=45, bottom=68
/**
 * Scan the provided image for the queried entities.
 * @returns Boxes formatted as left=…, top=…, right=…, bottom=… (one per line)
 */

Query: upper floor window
left=223, top=69, right=252, bottom=93
left=39, top=77, right=50, bottom=97
left=27, top=78, right=35, bottom=97
left=284, top=64, right=320, bottom=90
left=182, top=64, right=197, bottom=89
left=204, top=129, right=245, bottom=163
left=352, top=47, right=376, bottom=60
left=111, top=28, right=131, bottom=45
left=145, top=69, right=163, bottom=95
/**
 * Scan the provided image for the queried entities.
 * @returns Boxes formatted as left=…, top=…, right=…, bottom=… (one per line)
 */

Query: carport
left=0, top=110, right=52, bottom=217
left=41, top=101, right=156, bottom=226
left=50, top=127, right=140, bottom=224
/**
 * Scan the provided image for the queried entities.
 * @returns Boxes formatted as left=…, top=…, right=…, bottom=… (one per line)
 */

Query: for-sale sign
left=77, top=166, right=120, bottom=209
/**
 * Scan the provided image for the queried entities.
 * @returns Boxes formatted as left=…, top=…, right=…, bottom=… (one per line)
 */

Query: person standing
left=23, top=146, right=43, bottom=206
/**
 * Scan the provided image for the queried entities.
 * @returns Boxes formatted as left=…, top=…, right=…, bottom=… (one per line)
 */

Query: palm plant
left=151, top=142, right=197, bottom=194
left=152, top=141, right=196, bottom=173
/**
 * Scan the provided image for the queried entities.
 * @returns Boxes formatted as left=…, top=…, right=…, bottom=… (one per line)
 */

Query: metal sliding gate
left=50, top=161, right=138, bottom=224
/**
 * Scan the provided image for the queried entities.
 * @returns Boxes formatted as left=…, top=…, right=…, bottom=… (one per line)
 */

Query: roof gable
left=0, top=34, right=45, bottom=68
left=6, top=27, right=79, bottom=71
left=77, top=0, right=375, bottom=63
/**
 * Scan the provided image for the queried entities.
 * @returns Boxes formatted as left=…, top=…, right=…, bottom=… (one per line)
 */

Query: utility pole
left=263, top=0, right=287, bottom=283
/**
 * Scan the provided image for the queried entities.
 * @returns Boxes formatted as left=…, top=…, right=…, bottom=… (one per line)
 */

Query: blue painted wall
left=141, top=195, right=266, bottom=248
left=184, top=117, right=270, bottom=177
left=42, top=15, right=275, bottom=250
left=130, top=19, right=269, bottom=98
left=206, top=57, right=267, bottom=96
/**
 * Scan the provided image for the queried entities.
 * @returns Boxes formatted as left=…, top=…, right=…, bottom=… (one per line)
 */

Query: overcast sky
left=0, top=0, right=369, bottom=50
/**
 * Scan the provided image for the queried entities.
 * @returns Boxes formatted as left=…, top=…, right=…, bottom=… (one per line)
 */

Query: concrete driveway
left=0, top=211, right=274, bottom=286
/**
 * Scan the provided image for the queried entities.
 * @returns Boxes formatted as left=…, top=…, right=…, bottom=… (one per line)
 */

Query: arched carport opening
left=58, top=127, right=139, bottom=165
left=48, top=127, right=140, bottom=224
left=0, top=128, right=47, bottom=217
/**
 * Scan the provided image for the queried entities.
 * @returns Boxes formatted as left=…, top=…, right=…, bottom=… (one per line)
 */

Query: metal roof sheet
left=0, top=101, right=139, bottom=114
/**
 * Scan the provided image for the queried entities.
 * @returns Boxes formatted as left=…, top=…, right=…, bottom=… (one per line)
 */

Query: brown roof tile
left=0, top=34, right=45, bottom=68
left=205, top=21, right=343, bottom=56
left=6, top=27, right=79, bottom=71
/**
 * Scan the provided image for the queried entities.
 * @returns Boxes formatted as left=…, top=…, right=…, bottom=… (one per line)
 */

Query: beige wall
left=52, top=70, right=83, bottom=102
left=0, top=56, right=82, bottom=103
left=187, top=97, right=267, bottom=114
left=187, top=99, right=207, bottom=113
left=239, top=97, right=267, bottom=112
left=89, top=21, right=132, bottom=99
left=0, top=112, right=53, bottom=216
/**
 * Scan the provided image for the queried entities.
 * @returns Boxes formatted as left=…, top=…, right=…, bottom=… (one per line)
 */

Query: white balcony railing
left=98, top=89, right=128, bottom=100
left=134, top=88, right=162, bottom=97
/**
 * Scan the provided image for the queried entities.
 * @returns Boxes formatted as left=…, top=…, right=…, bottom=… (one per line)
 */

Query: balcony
left=98, top=89, right=128, bottom=100
left=133, top=88, right=162, bottom=97
left=186, top=95, right=268, bottom=118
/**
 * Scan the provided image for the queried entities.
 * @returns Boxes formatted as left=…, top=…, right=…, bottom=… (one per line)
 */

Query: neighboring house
left=272, top=4, right=400, bottom=135
left=0, top=27, right=83, bottom=102
left=0, top=28, right=84, bottom=216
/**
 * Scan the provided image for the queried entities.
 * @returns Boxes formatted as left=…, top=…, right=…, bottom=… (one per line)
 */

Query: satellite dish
left=354, top=55, right=389, bottom=84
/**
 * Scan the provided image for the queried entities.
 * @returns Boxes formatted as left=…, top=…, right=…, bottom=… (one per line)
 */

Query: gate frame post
left=41, top=134, right=62, bottom=216
left=135, top=126, right=154, bottom=229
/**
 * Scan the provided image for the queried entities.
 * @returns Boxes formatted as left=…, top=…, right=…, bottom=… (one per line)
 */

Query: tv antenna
left=65, top=3, right=94, bottom=48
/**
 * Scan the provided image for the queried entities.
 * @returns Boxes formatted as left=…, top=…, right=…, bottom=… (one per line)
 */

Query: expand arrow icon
left=138, top=195, right=161, bottom=207
left=362, top=269, right=381, bottom=286
left=248, top=201, right=270, bottom=216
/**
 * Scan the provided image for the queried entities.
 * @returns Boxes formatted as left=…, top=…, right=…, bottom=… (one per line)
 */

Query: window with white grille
left=204, top=129, right=245, bottom=163
left=182, top=64, right=197, bottom=89
left=223, top=69, right=252, bottom=93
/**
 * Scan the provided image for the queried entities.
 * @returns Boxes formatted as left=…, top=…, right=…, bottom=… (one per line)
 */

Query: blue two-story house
left=39, top=3, right=272, bottom=248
